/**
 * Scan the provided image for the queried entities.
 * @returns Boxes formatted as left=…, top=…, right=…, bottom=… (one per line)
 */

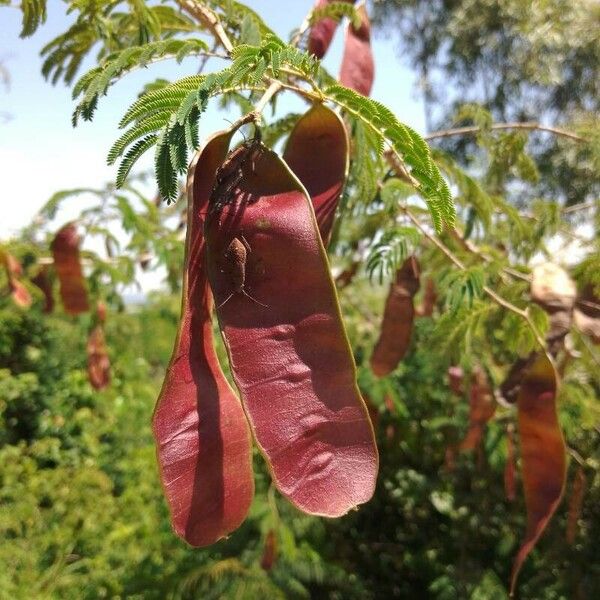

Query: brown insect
left=218, top=236, right=267, bottom=308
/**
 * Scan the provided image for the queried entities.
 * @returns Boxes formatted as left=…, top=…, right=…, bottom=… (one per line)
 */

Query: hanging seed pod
left=283, top=103, right=349, bottom=245
left=566, top=466, right=586, bottom=544
left=206, top=141, right=378, bottom=517
left=87, top=328, right=110, bottom=390
left=31, top=265, right=54, bottom=313
left=50, top=223, right=89, bottom=315
left=308, top=0, right=356, bottom=59
left=370, top=256, right=420, bottom=377
left=260, top=529, right=278, bottom=571
left=152, top=131, right=254, bottom=546
left=339, top=2, right=375, bottom=96
left=459, top=366, right=496, bottom=452
left=510, top=353, right=566, bottom=596
left=447, top=365, right=464, bottom=395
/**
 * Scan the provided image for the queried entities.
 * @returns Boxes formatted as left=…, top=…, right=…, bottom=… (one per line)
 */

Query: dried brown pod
left=459, top=367, right=496, bottom=452
left=50, top=223, right=89, bottom=315
left=370, top=256, right=420, bottom=377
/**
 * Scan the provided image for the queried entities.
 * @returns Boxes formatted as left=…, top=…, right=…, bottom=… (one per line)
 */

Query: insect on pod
left=205, top=136, right=378, bottom=517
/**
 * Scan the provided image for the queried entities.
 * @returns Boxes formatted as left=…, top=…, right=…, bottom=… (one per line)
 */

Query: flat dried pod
left=152, top=131, right=254, bottom=546
left=370, top=256, right=420, bottom=377
left=308, top=0, right=356, bottom=59
left=339, top=2, right=375, bottom=96
left=283, top=103, right=349, bottom=245
left=206, top=141, right=378, bottom=517
left=31, top=265, right=54, bottom=313
left=459, top=366, right=496, bottom=452
left=50, top=223, right=89, bottom=314
left=510, top=353, right=566, bottom=595
left=87, top=324, right=110, bottom=390
left=260, top=529, right=278, bottom=571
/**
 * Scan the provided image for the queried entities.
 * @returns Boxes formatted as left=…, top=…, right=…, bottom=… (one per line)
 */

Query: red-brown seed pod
left=260, top=529, right=278, bottom=571
left=510, top=353, right=566, bottom=596
left=50, top=223, right=89, bottom=315
left=87, top=324, right=110, bottom=390
left=283, top=103, right=349, bottom=245
left=205, top=142, right=378, bottom=517
left=152, top=131, right=254, bottom=546
left=459, top=366, right=496, bottom=452
left=308, top=0, right=356, bottom=59
left=339, top=2, right=375, bottom=96
left=31, top=265, right=54, bottom=313
left=370, top=256, right=420, bottom=377
left=566, top=466, right=586, bottom=544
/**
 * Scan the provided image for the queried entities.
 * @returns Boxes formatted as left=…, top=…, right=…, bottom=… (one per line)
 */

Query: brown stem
left=176, top=1, right=234, bottom=53
left=425, top=122, right=585, bottom=143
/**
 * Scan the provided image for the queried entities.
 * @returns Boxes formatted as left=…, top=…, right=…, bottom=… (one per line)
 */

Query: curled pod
left=50, top=223, right=89, bottom=315
left=87, top=324, right=110, bottom=390
left=283, top=103, right=349, bottom=245
left=510, top=353, right=566, bottom=595
left=152, top=131, right=254, bottom=546
left=205, top=141, right=378, bottom=517
left=308, top=0, right=356, bottom=59
left=339, top=2, right=375, bottom=96
left=370, top=256, right=420, bottom=377
left=459, top=366, right=496, bottom=452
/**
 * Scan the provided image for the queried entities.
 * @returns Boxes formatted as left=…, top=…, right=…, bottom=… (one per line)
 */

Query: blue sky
left=0, top=0, right=426, bottom=237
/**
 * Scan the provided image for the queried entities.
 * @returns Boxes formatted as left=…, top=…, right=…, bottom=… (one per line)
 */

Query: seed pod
left=283, top=104, right=349, bottom=245
left=504, top=424, right=517, bottom=502
left=206, top=142, right=378, bottom=517
left=1, top=251, right=32, bottom=308
left=260, top=529, right=278, bottom=571
left=510, top=353, right=566, bottom=596
left=566, top=466, right=586, bottom=544
left=152, top=131, right=254, bottom=546
left=50, top=223, right=89, bottom=315
left=370, top=256, right=420, bottom=377
left=87, top=324, right=110, bottom=390
left=308, top=0, right=356, bottom=59
left=31, top=265, right=54, bottom=313
left=459, top=366, right=496, bottom=452
left=339, top=2, right=375, bottom=96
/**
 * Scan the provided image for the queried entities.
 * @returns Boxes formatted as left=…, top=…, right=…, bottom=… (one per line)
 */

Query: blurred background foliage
left=1, top=289, right=599, bottom=599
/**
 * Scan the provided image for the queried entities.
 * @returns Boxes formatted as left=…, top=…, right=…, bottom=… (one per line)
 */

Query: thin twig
left=563, top=201, right=598, bottom=214
left=401, top=206, right=547, bottom=350
left=425, top=122, right=585, bottom=143
left=176, top=1, right=234, bottom=53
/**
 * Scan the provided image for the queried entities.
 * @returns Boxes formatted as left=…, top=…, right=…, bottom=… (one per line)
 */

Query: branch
left=425, top=122, right=586, bottom=143
left=176, top=1, right=234, bottom=53
left=400, top=205, right=547, bottom=351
